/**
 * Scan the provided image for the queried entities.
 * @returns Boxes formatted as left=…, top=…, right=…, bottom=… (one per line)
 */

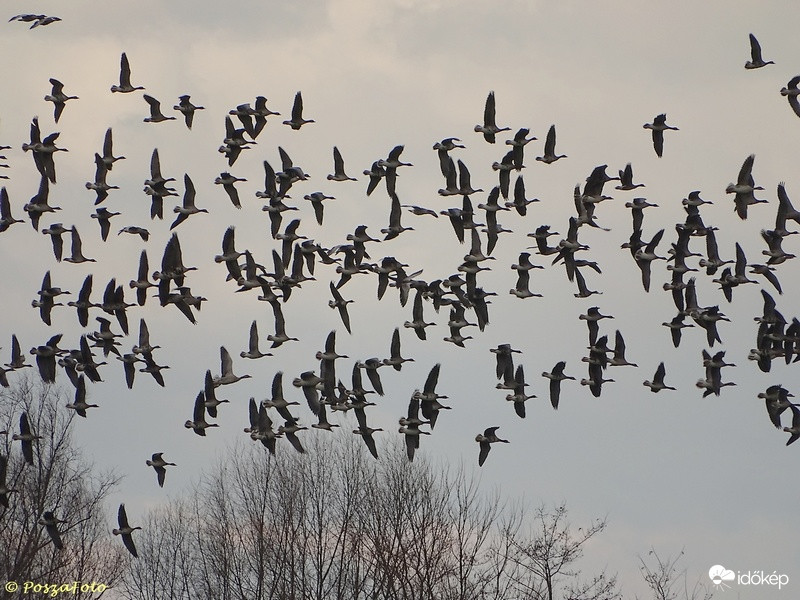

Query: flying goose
left=615, top=163, right=645, bottom=190
left=44, top=78, right=78, bottom=123
left=146, top=453, right=176, bottom=488
left=65, top=375, right=98, bottom=417
left=643, top=362, right=675, bottom=392
left=10, top=14, right=62, bottom=28
left=113, top=504, right=141, bottom=558
left=474, top=91, right=510, bottom=143
left=185, top=391, right=217, bottom=436
left=13, top=411, right=41, bottom=465
left=476, top=427, right=509, bottom=466
left=213, top=346, right=252, bottom=387
left=111, top=53, right=144, bottom=93
left=38, top=511, right=64, bottom=549
left=327, top=146, right=357, bottom=181
left=173, top=95, right=204, bottom=129
left=283, top=91, right=315, bottom=129
left=383, top=327, right=414, bottom=371
left=63, top=226, right=95, bottom=264
left=643, top=114, right=678, bottom=157
left=5, top=334, right=32, bottom=371
left=535, top=125, right=567, bottom=163
left=745, top=33, right=774, bottom=69
left=170, top=174, right=207, bottom=229
left=143, top=94, right=175, bottom=123
left=0, top=187, right=23, bottom=232
left=353, top=405, right=382, bottom=459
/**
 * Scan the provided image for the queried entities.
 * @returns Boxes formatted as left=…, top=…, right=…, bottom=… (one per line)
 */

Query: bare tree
left=119, top=434, right=620, bottom=600
left=0, top=376, right=126, bottom=600
left=503, top=502, right=621, bottom=600
left=636, top=548, right=713, bottom=600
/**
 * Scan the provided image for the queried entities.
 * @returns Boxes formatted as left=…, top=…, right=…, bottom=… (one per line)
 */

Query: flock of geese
left=1, top=30, right=800, bottom=561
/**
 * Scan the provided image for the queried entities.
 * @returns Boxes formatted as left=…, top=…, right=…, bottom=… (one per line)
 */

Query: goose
left=138, top=351, right=168, bottom=387
left=143, top=94, right=175, bottom=123
left=111, top=53, right=144, bottom=93
left=89, top=317, right=122, bottom=357
left=117, top=225, right=150, bottom=242
left=63, top=226, right=95, bottom=264
left=381, top=193, right=414, bottom=241
left=278, top=419, right=307, bottom=453
left=698, top=229, right=731, bottom=275
left=116, top=353, right=142, bottom=389
left=146, top=453, right=176, bottom=488
left=783, top=404, right=800, bottom=446
left=633, top=228, right=666, bottom=292
left=744, top=33, right=773, bottom=69
left=615, top=163, right=645, bottom=190
left=44, top=78, right=78, bottom=123
left=541, top=361, right=575, bottom=410
left=113, top=504, right=141, bottom=558
left=316, top=330, right=348, bottom=364
left=476, top=427, right=509, bottom=466
left=0, top=454, right=15, bottom=507
left=125, top=251, right=153, bottom=308
left=0, top=187, right=23, bottom=232
left=725, top=154, right=764, bottom=215
left=749, top=263, right=782, bottom=295
left=382, top=327, right=414, bottom=371
left=363, top=161, right=386, bottom=197
left=292, top=371, right=322, bottom=415
left=490, top=344, right=520, bottom=382
left=24, top=176, right=60, bottom=231
left=213, top=346, right=251, bottom=387
left=443, top=327, right=473, bottom=347
left=304, top=191, right=335, bottom=226
left=399, top=396, right=430, bottom=462
left=30, top=335, right=62, bottom=384
left=170, top=174, right=207, bottom=229
left=173, top=95, right=204, bottom=129
left=328, top=282, right=353, bottom=334
left=42, top=222, right=70, bottom=261
left=90, top=207, right=119, bottom=241
left=573, top=267, right=601, bottom=298
left=327, top=146, right=357, bottom=181
left=643, top=362, right=675, bottom=392
left=758, top=385, right=796, bottom=428
left=262, top=372, right=300, bottom=417
left=312, top=402, right=339, bottom=432
left=474, top=91, right=510, bottom=143
left=86, top=153, right=119, bottom=205
left=505, top=175, right=539, bottom=216
left=65, top=375, right=98, bottom=417
left=761, top=229, right=795, bottom=265
left=96, top=129, right=125, bottom=174
left=283, top=91, right=315, bottom=129
left=506, top=365, right=535, bottom=418
left=780, top=76, right=800, bottom=116
left=246, top=399, right=281, bottom=453
left=403, top=289, right=435, bottom=341
left=354, top=358, right=384, bottom=397
left=5, top=334, right=32, bottom=370
left=10, top=14, right=62, bottom=28
left=353, top=406, right=382, bottom=459
left=229, top=103, right=258, bottom=137
left=13, top=412, right=41, bottom=465
left=609, top=330, right=638, bottom=367
left=661, top=314, right=693, bottom=348
left=377, top=145, right=413, bottom=171
left=535, top=124, right=567, bottom=163
left=214, top=171, right=247, bottom=209
left=239, top=320, right=271, bottom=359
left=185, top=391, right=218, bottom=436
left=38, top=511, right=64, bottom=549
left=643, top=114, right=678, bottom=157
left=510, top=266, right=541, bottom=299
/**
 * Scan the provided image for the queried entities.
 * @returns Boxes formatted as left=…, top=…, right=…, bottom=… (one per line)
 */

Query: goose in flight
left=113, top=504, right=141, bottom=558
left=213, top=346, right=252, bottom=387
left=353, top=405, right=382, bottom=459
left=170, top=174, right=207, bottom=229
left=643, top=362, right=675, bottom=392
left=283, top=91, right=315, bottom=129
left=474, top=91, right=510, bottom=143
left=476, top=427, right=509, bottom=466
left=185, top=391, right=218, bottom=436
left=643, top=114, right=678, bottom=157
left=44, top=78, right=78, bottom=123
left=13, top=411, right=41, bottom=465
left=143, top=94, right=175, bottom=123
left=745, top=33, right=773, bottom=69
left=327, top=146, right=357, bottom=181
left=10, top=14, right=61, bottom=28
left=111, top=52, right=145, bottom=93
left=146, top=453, right=176, bottom=488
left=781, top=76, right=800, bottom=118
left=173, top=95, right=204, bottom=129
left=38, top=511, right=64, bottom=549
left=63, top=226, right=96, bottom=264
left=542, top=361, right=575, bottom=410
left=535, top=125, right=567, bottom=163
left=726, top=154, right=765, bottom=219
left=0, top=187, right=23, bottom=232
left=240, top=320, right=272, bottom=359
left=383, top=327, right=414, bottom=371
left=100, top=128, right=125, bottom=171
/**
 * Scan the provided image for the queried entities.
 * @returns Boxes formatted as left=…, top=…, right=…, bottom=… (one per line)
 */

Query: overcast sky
left=1, top=1, right=799, bottom=597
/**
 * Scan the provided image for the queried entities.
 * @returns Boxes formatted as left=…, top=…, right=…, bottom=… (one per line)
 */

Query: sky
left=1, top=1, right=800, bottom=597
